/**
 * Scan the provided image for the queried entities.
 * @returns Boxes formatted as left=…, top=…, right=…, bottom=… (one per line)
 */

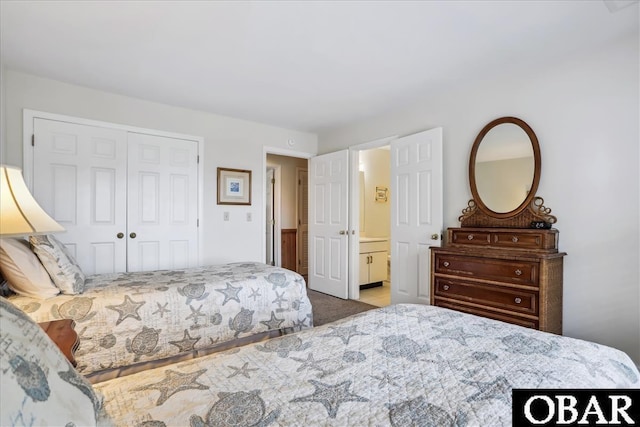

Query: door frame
left=295, top=166, right=308, bottom=275
left=348, top=135, right=398, bottom=300
left=265, top=165, right=282, bottom=266
left=266, top=167, right=275, bottom=265
left=262, top=146, right=313, bottom=269
left=22, top=109, right=205, bottom=266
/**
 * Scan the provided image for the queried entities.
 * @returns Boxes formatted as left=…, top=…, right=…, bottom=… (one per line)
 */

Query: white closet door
left=127, top=132, right=198, bottom=272
left=33, top=118, right=128, bottom=274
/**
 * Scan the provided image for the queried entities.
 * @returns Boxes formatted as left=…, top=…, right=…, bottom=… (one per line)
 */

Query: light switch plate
left=246, top=212, right=252, bottom=222
left=224, top=212, right=229, bottom=221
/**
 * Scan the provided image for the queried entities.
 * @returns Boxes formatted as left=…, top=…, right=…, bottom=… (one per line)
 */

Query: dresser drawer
left=435, top=300, right=539, bottom=330
left=492, top=232, right=544, bottom=249
left=447, top=228, right=559, bottom=252
left=434, top=254, right=538, bottom=286
left=434, top=277, right=538, bottom=315
left=450, top=230, right=491, bottom=246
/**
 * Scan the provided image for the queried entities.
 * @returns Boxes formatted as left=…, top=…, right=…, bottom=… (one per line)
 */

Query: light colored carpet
left=307, top=289, right=377, bottom=326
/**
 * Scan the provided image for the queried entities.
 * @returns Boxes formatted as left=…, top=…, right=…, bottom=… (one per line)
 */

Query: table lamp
left=0, top=165, right=64, bottom=237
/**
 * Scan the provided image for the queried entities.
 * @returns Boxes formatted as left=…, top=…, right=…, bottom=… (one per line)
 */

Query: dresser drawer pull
left=512, top=236, right=519, bottom=243
left=467, top=234, right=474, bottom=240
left=514, top=269, right=522, bottom=276
left=442, top=284, right=450, bottom=291
left=514, top=297, right=522, bottom=304
left=443, top=261, right=450, bottom=267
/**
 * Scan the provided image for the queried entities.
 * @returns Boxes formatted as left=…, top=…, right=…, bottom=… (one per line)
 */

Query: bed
left=3, top=297, right=637, bottom=426
left=7, top=261, right=312, bottom=378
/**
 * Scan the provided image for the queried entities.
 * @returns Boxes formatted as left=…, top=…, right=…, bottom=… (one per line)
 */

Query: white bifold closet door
left=127, top=132, right=198, bottom=272
left=32, top=118, right=198, bottom=275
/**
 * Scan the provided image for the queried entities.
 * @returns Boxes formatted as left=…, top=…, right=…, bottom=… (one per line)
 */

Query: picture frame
left=217, top=167, right=252, bottom=205
left=375, top=186, right=388, bottom=203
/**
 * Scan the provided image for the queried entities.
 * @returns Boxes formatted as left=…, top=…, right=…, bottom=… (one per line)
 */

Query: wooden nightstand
left=39, top=319, right=79, bottom=367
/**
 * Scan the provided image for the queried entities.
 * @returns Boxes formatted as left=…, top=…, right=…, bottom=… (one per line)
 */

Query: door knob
left=116, top=232, right=124, bottom=239
left=431, top=233, right=439, bottom=240
left=339, top=230, right=346, bottom=235
left=130, top=232, right=137, bottom=239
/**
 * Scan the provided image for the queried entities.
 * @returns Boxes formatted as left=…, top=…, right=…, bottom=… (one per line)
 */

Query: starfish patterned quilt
left=9, top=262, right=312, bottom=376
left=94, top=304, right=640, bottom=426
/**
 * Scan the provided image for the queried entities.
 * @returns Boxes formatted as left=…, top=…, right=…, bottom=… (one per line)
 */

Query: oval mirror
left=469, top=117, right=541, bottom=219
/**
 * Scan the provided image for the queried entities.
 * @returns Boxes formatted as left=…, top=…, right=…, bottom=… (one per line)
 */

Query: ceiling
left=1, top=1, right=638, bottom=133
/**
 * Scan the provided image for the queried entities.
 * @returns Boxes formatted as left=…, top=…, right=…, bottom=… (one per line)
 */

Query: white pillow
left=0, top=238, right=59, bottom=299
left=30, top=235, right=85, bottom=295
left=0, top=296, right=105, bottom=425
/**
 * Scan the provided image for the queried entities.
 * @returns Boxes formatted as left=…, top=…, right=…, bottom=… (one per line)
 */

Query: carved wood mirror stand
left=459, top=116, right=557, bottom=228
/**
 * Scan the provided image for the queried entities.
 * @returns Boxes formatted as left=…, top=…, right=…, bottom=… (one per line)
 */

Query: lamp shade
left=0, top=165, right=64, bottom=237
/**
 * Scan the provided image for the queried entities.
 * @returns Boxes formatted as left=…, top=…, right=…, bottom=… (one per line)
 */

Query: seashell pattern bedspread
left=94, top=304, right=640, bottom=426
left=9, top=262, right=312, bottom=375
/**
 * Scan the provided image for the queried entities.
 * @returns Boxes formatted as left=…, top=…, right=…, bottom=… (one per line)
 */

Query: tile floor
left=358, top=280, right=391, bottom=307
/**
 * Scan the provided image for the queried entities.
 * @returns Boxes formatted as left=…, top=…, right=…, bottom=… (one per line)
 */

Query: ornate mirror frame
left=460, top=116, right=557, bottom=228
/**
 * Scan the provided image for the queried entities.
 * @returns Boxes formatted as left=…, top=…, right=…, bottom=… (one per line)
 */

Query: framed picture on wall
left=375, top=186, right=388, bottom=203
left=217, top=167, right=252, bottom=205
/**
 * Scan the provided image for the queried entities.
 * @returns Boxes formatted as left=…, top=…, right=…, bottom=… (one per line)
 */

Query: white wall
left=1, top=69, right=317, bottom=265
left=360, top=148, right=390, bottom=239
left=319, top=35, right=640, bottom=363
left=0, top=67, right=5, bottom=154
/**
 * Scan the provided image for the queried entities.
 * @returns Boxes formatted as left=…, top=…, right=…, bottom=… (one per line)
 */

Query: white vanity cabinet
left=359, top=239, right=388, bottom=287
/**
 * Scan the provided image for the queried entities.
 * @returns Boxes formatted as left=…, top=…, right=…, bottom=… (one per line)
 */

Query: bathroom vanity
left=359, top=237, right=388, bottom=288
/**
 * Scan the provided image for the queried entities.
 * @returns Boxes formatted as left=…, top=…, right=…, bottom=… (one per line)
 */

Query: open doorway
left=266, top=153, right=308, bottom=279
left=311, top=130, right=442, bottom=305
left=356, top=146, right=391, bottom=307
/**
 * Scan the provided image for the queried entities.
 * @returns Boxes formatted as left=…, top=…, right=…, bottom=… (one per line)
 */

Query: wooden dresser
left=438, top=116, right=566, bottom=334
left=431, top=228, right=565, bottom=334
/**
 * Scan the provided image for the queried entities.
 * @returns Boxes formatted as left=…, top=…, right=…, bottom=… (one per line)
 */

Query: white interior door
left=390, top=128, right=443, bottom=304
left=308, top=150, right=349, bottom=298
left=32, top=118, right=128, bottom=274
left=127, top=132, right=199, bottom=272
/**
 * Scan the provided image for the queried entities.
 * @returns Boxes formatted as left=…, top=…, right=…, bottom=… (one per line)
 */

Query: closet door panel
left=138, top=172, right=160, bottom=223
left=33, top=118, right=128, bottom=275
left=138, top=241, right=160, bottom=272
left=51, top=164, right=77, bottom=223
left=127, top=133, right=198, bottom=272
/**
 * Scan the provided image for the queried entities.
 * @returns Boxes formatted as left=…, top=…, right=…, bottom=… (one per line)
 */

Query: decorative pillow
left=30, top=235, right=85, bottom=295
left=0, top=296, right=104, bottom=425
left=0, top=238, right=59, bottom=299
